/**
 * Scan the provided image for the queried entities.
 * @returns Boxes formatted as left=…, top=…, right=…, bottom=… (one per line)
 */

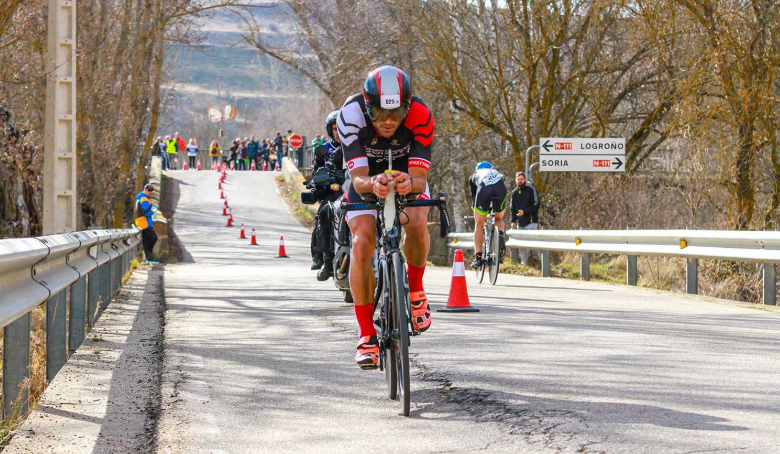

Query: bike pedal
left=360, top=363, right=379, bottom=371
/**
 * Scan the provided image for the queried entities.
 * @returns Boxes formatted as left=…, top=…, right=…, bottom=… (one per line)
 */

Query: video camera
left=301, top=163, right=346, bottom=205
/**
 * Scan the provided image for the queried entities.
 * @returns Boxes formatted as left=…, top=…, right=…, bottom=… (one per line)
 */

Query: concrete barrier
left=148, top=156, right=169, bottom=260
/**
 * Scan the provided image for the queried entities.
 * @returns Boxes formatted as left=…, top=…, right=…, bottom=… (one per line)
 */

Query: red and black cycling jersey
left=336, top=93, right=434, bottom=176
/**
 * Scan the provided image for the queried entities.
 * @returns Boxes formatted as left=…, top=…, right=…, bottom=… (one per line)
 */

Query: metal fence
left=1, top=228, right=141, bottom=417
left=448, top=229, right=780, bottom=306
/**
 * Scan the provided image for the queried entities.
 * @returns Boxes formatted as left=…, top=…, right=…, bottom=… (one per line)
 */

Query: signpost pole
left=43, top=0, right=78, bottom=234
left=524, top=145, right=540, bottom=183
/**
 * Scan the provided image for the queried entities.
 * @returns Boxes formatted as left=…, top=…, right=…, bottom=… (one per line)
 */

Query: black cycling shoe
left=470, top=254, right=484, bottom=269
left=317, top=266, right=333, bottom=281
left=311, top=260, right=323, bottom=270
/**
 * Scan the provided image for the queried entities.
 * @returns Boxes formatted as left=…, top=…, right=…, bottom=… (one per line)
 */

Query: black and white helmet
left=325, top=110, right=339, bottom=140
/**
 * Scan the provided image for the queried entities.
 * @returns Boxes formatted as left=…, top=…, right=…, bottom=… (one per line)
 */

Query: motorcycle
left=302, top=165, right=353, bottom=303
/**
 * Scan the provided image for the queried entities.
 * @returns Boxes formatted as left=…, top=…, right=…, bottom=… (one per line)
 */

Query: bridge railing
left=1, top=228, right=141, bottom=418
left=448, top=229, right=779, bottom=306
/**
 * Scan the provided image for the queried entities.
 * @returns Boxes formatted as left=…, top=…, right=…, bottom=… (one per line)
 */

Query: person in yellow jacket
left=135, top=184, right=159, bottom=263
left=209, top=140, right=221, bottom=169
left=165, top=135, right=178, bottom=170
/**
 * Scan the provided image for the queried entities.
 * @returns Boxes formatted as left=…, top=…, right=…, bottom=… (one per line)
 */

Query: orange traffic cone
left=197, top=161, right=202, bottom=171
left=227, top=209, right=233, bottom=227
left=230, top=161, right=235, bottom=171
left=276, top=236, right=289, bottom=258
left=222, top=207, right=228, bottom=216
left=275, top=161, right=281, bottom=171
left=183, top=161, right=188, bottom=170
left=438, top=249, right=479, bottom=312
left=219, top=181, right=222, bottom=190
left=239, top=223, right=246, bottom=239
left=250, top=160, right=256, bottom=171
left=224, top=199, right=229, bottom=208
left=262, top=161, right=268, bottom=171
left=220, top=190, right=225, bottom=199
left=250, top=228, right=258, bottom=245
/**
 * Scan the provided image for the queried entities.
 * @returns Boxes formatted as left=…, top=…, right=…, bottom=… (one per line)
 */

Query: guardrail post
left=686, top=227, right=698, bottom=294
left=69, top=275, right=87, bottom=353
left=87, top=270, right=100, bottom=327
left=100, top=263, right=111, bottom=311
left=3, top=313, right=30, bottom=417
left=627, top=227, right=638, bottom=286
left=763, top=264, right=776, bottom=306
left=46, top=290, right=68, bottom=381
left=541, top=250, right=551, bottom=277
left=580, top=228, right=590, bottom=281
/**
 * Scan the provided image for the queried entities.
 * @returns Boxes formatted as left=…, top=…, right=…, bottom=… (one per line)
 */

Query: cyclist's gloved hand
left=371, top=173, right=391, bottom=199
left=392, top=171, right=413, bottom=196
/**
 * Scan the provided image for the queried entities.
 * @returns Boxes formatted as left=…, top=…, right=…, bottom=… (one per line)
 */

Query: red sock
left=354, top=304, right=376, bottom=338
left=407, top=263, right=426, bottom=294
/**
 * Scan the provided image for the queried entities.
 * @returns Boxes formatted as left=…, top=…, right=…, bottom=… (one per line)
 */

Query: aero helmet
left=363, top=66, right=412, bottom=122
left=476, top=161, right=493, bottom=170
left=325, top=110, right=339, bottom=140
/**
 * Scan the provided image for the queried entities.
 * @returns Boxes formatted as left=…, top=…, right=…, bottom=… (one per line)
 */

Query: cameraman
left=309, top=110, right=345, bottom=280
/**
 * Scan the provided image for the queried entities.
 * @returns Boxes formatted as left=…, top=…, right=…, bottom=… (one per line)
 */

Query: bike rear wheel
left=390, top=253, right=411, bottom=416
left=489, top=224, right=500, bottom=285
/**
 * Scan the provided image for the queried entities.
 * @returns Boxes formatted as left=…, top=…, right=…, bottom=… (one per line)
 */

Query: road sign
left=289, top=134, right=303, bottom=149
left=540, top=138, right=625, bottom=172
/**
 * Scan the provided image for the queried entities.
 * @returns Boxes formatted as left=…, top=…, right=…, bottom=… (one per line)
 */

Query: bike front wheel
left=489, top=224, right=500, bottom=285
left=390, top=252, right=411, bottom=416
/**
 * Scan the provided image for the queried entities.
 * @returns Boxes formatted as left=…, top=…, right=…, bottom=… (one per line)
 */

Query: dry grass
left=499, top=250, right=773, bottom=304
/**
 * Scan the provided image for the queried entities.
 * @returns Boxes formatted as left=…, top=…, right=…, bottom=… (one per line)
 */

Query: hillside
left=160, top=7, right=326, bottom=141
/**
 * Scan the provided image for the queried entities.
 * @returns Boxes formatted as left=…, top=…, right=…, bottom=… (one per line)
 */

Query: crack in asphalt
left=411, top=357, right=607, bottom=454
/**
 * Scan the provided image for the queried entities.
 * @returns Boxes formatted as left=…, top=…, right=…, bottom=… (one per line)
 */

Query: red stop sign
left=289, top=134, right=303, bottom=148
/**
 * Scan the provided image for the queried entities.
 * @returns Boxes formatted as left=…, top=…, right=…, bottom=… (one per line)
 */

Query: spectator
left=273, top=132, right=283, bottom=155
left=237, top=139, right=248, bottom=171
left=175, top=132, right=186, bottom=167
left=150, top=137, right=165, bottom=170
left=510, top=171, right=541, bottom=265
left=134, top=183, right=159, bottom=263
left=269, top=148, right=277, bottom=171
left=165, top=135, right=178, bottom=170
left=311, top=134, right=324, bottom=148
left=227, top=140, right=238, bottom=169
left=186, top=138, right=199, bottom=170
left=247, top=135, right=259, bottom=170
left=261, top=139, right=270, bottom=170
left=209, top=140, right=221, bottom=169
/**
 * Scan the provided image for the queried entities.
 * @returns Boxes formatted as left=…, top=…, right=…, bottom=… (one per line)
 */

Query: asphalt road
left=156, top=169, right=780, bottom=454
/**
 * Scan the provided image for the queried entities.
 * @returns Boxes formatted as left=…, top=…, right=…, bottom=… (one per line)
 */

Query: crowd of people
left=150, top=130, right=302, bottom=171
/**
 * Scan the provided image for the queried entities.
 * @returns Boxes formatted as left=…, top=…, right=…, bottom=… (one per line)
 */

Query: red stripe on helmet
left=397, top=69, right=403, bottom=101
left=375, top=69, right=382, bottom=98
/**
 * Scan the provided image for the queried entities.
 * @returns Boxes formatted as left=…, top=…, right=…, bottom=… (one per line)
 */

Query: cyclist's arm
left=409, top=167, right=428, bottom=194
left=350, top=166, right=374, bottom=195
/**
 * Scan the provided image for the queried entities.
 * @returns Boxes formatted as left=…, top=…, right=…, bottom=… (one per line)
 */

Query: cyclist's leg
left=402, top=199, right=432, bottom=332
left=345, top=181, right=379, bottom=368
left=493, top=187, right=509, bottom=257
left=473, top=210, right=487, bottom=255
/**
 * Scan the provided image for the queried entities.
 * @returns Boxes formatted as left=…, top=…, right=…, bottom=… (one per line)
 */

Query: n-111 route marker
left=540, top=138, right=626, bottom=173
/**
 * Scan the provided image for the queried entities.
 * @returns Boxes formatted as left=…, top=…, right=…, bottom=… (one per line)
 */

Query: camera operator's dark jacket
left=312, top=140, right=344, bottom=202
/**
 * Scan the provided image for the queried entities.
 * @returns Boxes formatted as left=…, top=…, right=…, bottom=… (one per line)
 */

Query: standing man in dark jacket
left=247, top=136, right=259, bottom=170
left=510, top=171, right=540, bottom=265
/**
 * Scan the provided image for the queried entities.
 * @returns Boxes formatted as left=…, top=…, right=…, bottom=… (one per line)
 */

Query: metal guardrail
left=448, top=229, right=779, bottom=306
left=1, top=228, right=141, bottom=417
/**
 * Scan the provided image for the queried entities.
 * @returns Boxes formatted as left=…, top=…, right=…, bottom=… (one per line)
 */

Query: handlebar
left=341, top=192, right=451, bottom=238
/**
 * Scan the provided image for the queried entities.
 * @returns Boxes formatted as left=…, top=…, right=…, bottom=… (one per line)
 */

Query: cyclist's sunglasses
left=368, top=105, right=408, bottom=123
